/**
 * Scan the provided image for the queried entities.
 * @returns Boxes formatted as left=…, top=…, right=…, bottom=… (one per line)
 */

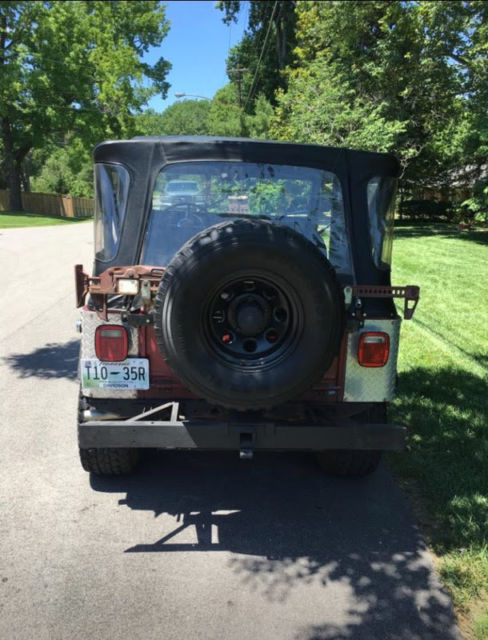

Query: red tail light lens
left=95, top=325, right=128, bottom=362
left=357, top=331, right=389, bottom=367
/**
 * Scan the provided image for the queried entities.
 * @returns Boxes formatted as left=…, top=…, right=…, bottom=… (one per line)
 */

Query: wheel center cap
left=236, top=301, right=266, bottom=336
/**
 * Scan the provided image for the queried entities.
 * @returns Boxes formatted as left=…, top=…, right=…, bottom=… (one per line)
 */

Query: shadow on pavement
left=91, top=451, right=460, bottom=640
left=4, top=338, right=79, bottom=379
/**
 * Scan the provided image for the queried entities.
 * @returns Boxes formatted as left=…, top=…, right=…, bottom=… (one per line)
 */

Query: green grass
left=0, top=210, right=92, bottom=228
left=475, top=610, right=488, bottom=640
left=390, top=224, right=488, bottom=639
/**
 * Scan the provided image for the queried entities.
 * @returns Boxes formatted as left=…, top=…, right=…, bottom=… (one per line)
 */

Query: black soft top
left=92, top=136, right=399, bottom=292
left=94, top=135, right=399, bottom=177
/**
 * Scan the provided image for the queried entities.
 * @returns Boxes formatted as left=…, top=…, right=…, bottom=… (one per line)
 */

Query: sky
left=144, top=1, right=248, bottom=113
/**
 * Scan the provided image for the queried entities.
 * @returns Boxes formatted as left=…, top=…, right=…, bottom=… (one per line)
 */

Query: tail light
left=95, top=325, right=128, bottom=362
left=357, top=331, right=389, bottom=367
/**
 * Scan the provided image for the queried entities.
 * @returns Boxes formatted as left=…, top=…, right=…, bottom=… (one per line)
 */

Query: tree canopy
left=3, top=0, right=486, bottom=221
left=0, top=0, right=170, bottom=209
left=136, top=100, right=211, bottom=137
left=270, top=0, right=487, bottom=219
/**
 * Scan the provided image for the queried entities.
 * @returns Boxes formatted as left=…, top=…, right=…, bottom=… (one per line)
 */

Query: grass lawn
left=390, top=224, right=488, bottom=639
left=0, top=210, right=92, bottom=228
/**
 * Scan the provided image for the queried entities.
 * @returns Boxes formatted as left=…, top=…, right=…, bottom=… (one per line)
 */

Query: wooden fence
left=0, top=190, right=93, bottom=218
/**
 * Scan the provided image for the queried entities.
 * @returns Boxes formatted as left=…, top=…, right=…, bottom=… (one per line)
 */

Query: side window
left=94, top=163, right=130, bottom=262
left=367, top=177, right=397, bottom=269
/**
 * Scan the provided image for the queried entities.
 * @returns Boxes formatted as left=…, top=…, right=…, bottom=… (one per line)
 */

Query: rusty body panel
left=139, top=326, right=349, bottom=404
left=75, top=264, right=165, bottom=318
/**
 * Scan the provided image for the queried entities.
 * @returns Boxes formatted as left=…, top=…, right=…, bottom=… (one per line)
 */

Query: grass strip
left=390, top=224, right=488, bottom=639
left=0, top=210, right=92, bottom=228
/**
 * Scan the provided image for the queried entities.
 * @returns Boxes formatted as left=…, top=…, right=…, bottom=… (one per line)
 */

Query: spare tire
left=153, top=219, right=344, bottom=410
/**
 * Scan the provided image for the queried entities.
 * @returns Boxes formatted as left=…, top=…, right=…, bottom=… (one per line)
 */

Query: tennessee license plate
left=81, top=358, right=149, bottom=390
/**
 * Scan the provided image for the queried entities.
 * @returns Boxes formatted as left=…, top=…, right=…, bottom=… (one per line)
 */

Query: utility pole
left=228, top=65, right=249, bottom=137
left=228, top=65, right=248, bottom=108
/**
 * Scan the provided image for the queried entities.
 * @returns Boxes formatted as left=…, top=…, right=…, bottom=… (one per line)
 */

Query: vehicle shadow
left=3, top=338, right=79, bottom=379
left=391, top=365, right=487, bottom=552
left=91, top=452, right=460, bottom=639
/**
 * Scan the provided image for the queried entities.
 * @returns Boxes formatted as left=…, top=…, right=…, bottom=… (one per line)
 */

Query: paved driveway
left=0, top=223, right=461, bottom=640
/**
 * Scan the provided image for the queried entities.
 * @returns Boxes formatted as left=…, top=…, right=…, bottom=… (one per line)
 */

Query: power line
left=244, top=0, right=278, bottom=111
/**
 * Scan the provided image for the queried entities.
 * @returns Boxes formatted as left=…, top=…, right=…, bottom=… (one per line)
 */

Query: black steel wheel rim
left=203, top=274, right=302, bottom=369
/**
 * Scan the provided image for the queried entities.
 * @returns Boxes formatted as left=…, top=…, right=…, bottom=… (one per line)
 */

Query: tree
left=0, top=1, right=170, bottom=210
left=273, top=0, right=484, bottom=203
left=218, top=1, right=297, bottom=108
left=29, top=100, right=211, bottom=197
left=452, top=1, right=488, bottom=219
left=207, top=84, right=244, bottom=137
left=135, top=100, right=211, bottom=136
left=135, top=85, right=274, bottom=141
left=245, top=94, right=274, bottom=139
left=271, top=61, right=406, bottom=151
left=29, top=139, right=93, bottom=197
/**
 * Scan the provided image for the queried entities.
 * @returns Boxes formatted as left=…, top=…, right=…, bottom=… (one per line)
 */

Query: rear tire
left=316, top=404, right=387, bottom=477
left=79, top=447, right=140, bottom=476
left=78, top=394, right=140, bottom=475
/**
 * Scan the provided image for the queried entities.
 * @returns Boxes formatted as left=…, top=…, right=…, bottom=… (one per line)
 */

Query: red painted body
left=136, top=324, right=348, bottom=403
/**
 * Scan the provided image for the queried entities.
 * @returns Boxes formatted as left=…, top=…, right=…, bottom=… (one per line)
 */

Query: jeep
left=75, top=136, right=419, bottom=477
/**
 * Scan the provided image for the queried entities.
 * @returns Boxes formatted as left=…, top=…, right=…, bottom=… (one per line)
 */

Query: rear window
left=143, top=160, right=353, bottom=279
left=94, top=163, right=129, bottom=262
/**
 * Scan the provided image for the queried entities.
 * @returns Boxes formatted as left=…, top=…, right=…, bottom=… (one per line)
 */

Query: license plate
left=81, top=358, right=149, bottom=390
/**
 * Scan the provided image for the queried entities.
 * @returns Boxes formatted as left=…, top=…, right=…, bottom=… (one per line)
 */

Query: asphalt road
left=0, top=223, right=462, bottom=640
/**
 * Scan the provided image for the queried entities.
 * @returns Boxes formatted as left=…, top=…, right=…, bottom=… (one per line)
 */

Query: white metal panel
left=343, top=318, right=400, bottom=402
left=79, top=309, right=140, bottom=398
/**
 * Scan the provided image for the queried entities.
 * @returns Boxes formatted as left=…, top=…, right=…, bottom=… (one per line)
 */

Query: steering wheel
left=164, top=202, right=206, bottom=228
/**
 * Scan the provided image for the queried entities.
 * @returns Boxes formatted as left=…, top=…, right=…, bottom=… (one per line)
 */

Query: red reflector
left=95, top=325, right=128, bottom=362
left=357, top=332, right=389, bottom=367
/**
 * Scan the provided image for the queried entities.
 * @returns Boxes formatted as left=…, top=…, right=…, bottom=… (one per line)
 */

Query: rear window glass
left=94, top=163, right=129, bottom=262
left=142, top=160, right=353, bottom=279
left=166, top=181, right=200, bottom=194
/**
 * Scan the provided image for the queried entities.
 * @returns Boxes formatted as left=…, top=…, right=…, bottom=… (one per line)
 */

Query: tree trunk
left=1, top=116, right=26, bottom=210
left=273, top=1, right=294, bottom=72
left=21, top=164, right=30, bottom=192
left=2, top=117, right=22, bottom=210
left=1, top=18, right=24, bottom=210
left=274, top=5, right=285, bottom=70
left=7, top=162, right=23, bottom=210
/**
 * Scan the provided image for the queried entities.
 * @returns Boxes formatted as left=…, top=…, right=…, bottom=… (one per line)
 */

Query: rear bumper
left=78, top=418, right=406, bottom=451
